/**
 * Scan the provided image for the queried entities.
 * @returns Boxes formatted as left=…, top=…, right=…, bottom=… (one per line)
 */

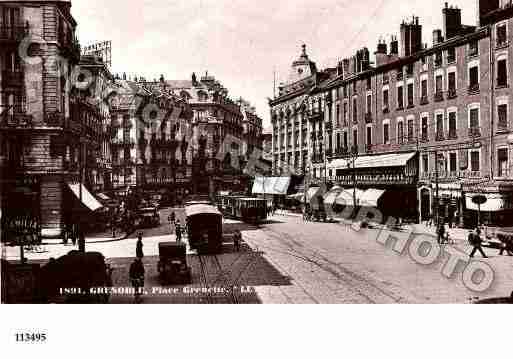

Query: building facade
left=271, top=1, right=513, bottom=227
left=0, top=0, right=82, bottom=238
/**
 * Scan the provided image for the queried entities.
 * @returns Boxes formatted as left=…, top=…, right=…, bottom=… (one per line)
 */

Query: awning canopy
left=96, top=193, right=111, bottom=201
left=252, top=177, right=291, bottom=195
left=67, top=183, right=103, bottom=212
left=335, top=188, right=365, bottom=206
left=465, top=193, right=513, bottom=212
left=323, top=185, right=344, bottom=204
left=328, top=152, right=417, bottom=170
left=360, top=189, right=386, bottom=207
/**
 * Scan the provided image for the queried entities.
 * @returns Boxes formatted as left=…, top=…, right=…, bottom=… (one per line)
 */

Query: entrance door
left=421, top=189, right=430, bottom=221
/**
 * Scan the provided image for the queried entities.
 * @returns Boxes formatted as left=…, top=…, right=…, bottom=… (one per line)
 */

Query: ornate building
left=271, top=1, right=513, bottom=227
left=1, top=0, right=81, bottom=238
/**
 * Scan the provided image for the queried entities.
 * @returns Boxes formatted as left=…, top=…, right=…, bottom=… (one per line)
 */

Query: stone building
left=0, top=0, right=82, bottom=238
left=271, top=1, right=513, bottom=227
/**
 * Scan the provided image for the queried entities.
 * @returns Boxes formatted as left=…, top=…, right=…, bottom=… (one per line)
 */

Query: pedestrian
left=136, top=232, right=144, bottom=259
left=437, top=223, right=446, bottom=244
left=175, top=221, right=182, bottom=242
left=111, top=218, right=116, bottom=238
left=498, top=234, right=513, bottom=256
left=129, top=258, right=145, bottom=303
left=233, top=230, right=241, bottom=252
left=469, top=228, right=488, bottom=258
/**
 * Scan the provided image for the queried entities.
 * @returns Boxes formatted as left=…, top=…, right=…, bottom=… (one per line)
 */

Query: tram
left=185, top=204, right=223, bottom=254
left=217, top=195, right=267, bottom=224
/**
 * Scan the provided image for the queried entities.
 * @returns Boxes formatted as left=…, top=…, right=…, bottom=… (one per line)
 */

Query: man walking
left=175, top=221, right=182, bottom=242
left=469, top=228, right=488, bottom=258
left=129, top=258, right=145, bottom=303
left=136, top=232, right=144, bottom=259
left=233, top=230, right=241, bottom=252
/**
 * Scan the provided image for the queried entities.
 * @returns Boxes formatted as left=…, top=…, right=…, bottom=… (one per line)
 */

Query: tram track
left=259, top=226, right=407, bottom=304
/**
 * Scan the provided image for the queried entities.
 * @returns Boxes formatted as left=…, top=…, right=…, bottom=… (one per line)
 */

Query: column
left=291, top=111, right=296, bottom=171
left=277, top=118, right=282, bottom=173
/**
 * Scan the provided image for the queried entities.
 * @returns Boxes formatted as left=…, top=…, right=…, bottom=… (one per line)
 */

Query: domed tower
left=286, top=44, right=318, bottom=85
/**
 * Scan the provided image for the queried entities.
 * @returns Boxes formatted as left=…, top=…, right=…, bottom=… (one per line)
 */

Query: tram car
left=185, top=204, right=223, bottom=254
left=217, top=195, right=267, bottom=224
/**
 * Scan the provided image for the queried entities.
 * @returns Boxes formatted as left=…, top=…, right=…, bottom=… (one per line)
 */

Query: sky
left=71, top=0, right=477, bottom=130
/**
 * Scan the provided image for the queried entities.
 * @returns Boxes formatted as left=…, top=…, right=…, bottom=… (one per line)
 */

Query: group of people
left=169, top=211, right=186, bottom=243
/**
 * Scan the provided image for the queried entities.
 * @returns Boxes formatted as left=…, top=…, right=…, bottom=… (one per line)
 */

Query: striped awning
left=67, top=183, right=103, bottom=212
left=323, top=186, right=344, bottom=205
left=335, top=188, right=365, bottom=206
left=328, top=152, right=417, bottom=170
left=360, top=189, right=386, bottom=207
left=465, top=193, right=513, bottom=212
left=252, top=177, right=291, bottom=195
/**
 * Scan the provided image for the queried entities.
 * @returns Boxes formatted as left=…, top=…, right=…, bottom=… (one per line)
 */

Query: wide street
left=4, top=208, right=513, bottom=303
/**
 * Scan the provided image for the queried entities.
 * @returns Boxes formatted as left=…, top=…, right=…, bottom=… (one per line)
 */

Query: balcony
left=468, top=83, right=480, bottom=94
left=45, top=111, right=65, bottom=127
left=325, top=122, right=333, bottom=132
left=365, top=112, right=373, bottom=124
left=352, top=116, right=359, bottom=125
left=0, top=112, right=33, bottom=129
left=496, top=40, right=509, bottom=49
left=434, top=92, right=444, bottom=102
left=447, top=130, right=458, bottom=140
left=435, top=132, right=445, bottom=141
left=326, top=149, right=333, bottom=158
left=447, top=88, right=457, bottom=99
left=434, top=58, right=443, bottom=68
left=469, top=127, right=481, bottom=138
left=0, top=23, right=30, bottom=43
left=365, top=144, right=373, bottom=153
left=112, top=138, right=136, bottom=147
left=396, top=72, right=403, bottom=81
left=420, top=133, right=429, bottom=143
left=312, top=154, right=324, bottom=164
left=334, top=147, right=348, bottom=158
left=420, top=96, right=429, bottom=105
left=382, top=106, right=389, bottom=114
left=406, top=101, right=414, bottom=109
left=1, top=70, right=24, bottom=88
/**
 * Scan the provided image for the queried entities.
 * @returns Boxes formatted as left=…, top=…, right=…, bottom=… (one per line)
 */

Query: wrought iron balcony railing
left=447, top=88, right=457, bottom=99
left=365, top=112, right=373, bottom=123
left=435, top=132, right=445, bottom=141
left=469, top=127, right=481, bottom=138
left=447, top=130, right=458, bottom=140
left=434, top=92, right=444, bottom=102
left=468, top=83, right=480, bottom=94
left=420, top=96, right=429, bottom=105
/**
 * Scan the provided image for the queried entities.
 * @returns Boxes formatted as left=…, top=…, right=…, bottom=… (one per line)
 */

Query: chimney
left=443, top=3, right=462, bottom=40
left=376, top=39, right=387, bottom=54
left=433, top=29, right=443, bottom=45
left=390, top=36, right=399, bottom=55
left=342, top=58, right=350, bottom=78
left=400, top=16, right=422, bottom=57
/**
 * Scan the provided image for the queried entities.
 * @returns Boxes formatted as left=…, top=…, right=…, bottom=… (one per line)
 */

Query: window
left=421, top=79, right=428, bottom=100
left=421, top=116, right=428, bottom=141
left=498, top=148, right=508, bottom=177
left=343, top=85, right=348, bottom=98
left=448, top=72, right=456, bottom=97
left=422, top=154, right=429, bottom=173
left=470, top=151, right=480, bottom=172
left=497, top=24, right=508, bottom=47
left=366, top=77, right=371, bottom=90
left=343, top=102, right=348, bottom=125
left=352, top=82, right=357, bottom=93
left=397, top=86, right=404, bottom=109
left=470, top=108, right=480, bottom=130
left=383, top=89, right=389, bottom=110
left=447, top=47, right=456, bottom=63
left=336, top=104, right=340, bottom=127
left=352, top=129, right=358, bottom=150
left=383, top=73, right=389, bottom=84
left=469, top=41, right=478, bottom=57
left=352, top=97, right=358, bottom=123
left=336, top=132, right=341, bottom=149
left=397, top=121, right=404, bottom=143
left=498, top=104, right=508, bottom=130
left=434, top=52, right=443, bottom=67
left=343, top=131, right=348, bottom=149
left=448, top=111, right=457, bottom=139
left=366, top=126, right=372, bottom=146
left=497, top=59, right=508, bottom=87
left=407, top=119, right=414, bottom=142
left=407, top=83, right=414, bottom=107
left=406, top=63, right=414, bottom=77
left=436, top=113, right=444, bottom=140
left=469, top=66, right=479, bottom=89
left=449, top=153, right=457, bottom=173
left=435, top=75, right=443, bottom=94
left=366, top=94, right=372, bottom=114
left=383, top=123, right=390, bottom=144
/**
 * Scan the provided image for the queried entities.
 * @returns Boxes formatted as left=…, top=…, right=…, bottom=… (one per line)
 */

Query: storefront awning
left=328, top=152, right=417, bottom=170
left=465, top=193, right=513, bottom=212
left=252, top=177, right=291, bottom=195
left=323, top=186, right=343, bottom=205
left=96, top=193, right=111, bottom=201
left=67, top=183, right=103, bottom=211
left=335, top=188, right=365, bottom=206
left=360, top=189, right=385, bottom=207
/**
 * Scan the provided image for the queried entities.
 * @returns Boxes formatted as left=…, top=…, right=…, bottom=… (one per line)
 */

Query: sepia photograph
left=2, top=0, right=513, bottom=308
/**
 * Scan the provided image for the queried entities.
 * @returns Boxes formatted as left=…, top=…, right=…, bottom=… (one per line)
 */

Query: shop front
left=462, top=181, right=513, bottom=228
left=328, top=152, right=419, bottom=222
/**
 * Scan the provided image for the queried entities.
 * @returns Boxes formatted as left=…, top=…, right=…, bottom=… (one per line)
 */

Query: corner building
left=270, top=1, right=513, bottom=227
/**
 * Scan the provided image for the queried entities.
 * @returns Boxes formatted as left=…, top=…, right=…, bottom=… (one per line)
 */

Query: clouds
left=72, top=0, right=476, bottom=129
